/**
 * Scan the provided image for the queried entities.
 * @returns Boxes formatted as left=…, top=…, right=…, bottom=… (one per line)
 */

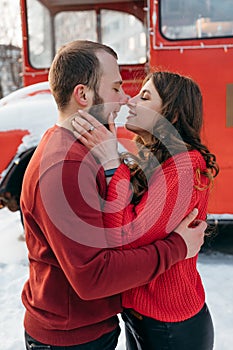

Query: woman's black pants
left=122, top=303, right=214, bottom=350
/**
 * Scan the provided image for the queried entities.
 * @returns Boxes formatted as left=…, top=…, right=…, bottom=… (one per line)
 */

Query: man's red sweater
left=104, top=150, right=209, bottom=322
left=21, top=125, right=187, bottom=346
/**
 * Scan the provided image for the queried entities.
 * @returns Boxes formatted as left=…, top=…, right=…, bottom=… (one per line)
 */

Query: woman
left=72, top=71, right=219, bottom=350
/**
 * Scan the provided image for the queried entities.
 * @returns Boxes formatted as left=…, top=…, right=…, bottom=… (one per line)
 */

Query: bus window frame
left=24, top=0, right=148, bottom=70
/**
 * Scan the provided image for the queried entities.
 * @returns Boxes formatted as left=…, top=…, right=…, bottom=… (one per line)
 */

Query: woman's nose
left=128, top=95, right=137, bottom=106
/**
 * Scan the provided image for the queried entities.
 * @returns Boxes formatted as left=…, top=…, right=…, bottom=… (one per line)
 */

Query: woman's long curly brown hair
left=121, top=71, right=219, bottom=204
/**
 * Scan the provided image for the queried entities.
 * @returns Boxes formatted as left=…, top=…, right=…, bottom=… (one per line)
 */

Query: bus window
left=160, top=0, right=233, bottom=40
left=27, top=0, right=53, bottom=68
left=54, top=11, right=97, bottom=51
left=101, top=10, right=146, bottom=64
left=27, top=3, right=97, bottom=68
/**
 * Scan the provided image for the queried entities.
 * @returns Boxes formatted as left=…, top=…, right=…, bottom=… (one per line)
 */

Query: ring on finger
left=88, top=125, right=95, bottom=132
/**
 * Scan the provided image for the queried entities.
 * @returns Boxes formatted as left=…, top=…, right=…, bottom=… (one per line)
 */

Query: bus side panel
left=149, top=48, right=233, bottom=214
left=0, top=130, right=30, bottom=174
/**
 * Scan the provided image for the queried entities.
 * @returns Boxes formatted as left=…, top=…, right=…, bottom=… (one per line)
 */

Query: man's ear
left=73, top=84, right=90, bottom=107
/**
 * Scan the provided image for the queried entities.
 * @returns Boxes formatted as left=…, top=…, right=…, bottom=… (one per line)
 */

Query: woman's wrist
left=103, top=159, right=120, bottom=171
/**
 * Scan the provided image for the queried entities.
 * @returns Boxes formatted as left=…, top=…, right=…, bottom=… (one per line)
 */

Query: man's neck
left=56, top=110, right=78, bottom=131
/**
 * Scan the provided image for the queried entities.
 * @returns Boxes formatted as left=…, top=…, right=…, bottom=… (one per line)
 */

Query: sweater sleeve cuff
left=110, top=163, right=131, bottom=181
left=166, top=231, right=187, bottom=261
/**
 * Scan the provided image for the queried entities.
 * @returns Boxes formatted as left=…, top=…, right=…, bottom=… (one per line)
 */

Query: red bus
left=0, top=0, right=233, bottom=229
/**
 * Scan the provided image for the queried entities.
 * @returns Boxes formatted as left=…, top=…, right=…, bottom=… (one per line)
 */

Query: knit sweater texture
left=20, top=125, right=187, bottom=346
left=104, top=150, right=209, bottom=322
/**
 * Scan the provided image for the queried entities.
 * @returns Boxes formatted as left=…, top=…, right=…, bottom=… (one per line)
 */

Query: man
left=21, top=40, right=206, bottom=349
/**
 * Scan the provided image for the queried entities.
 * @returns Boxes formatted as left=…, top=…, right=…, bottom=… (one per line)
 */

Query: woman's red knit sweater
left=104, top=150, right=209, bottom=322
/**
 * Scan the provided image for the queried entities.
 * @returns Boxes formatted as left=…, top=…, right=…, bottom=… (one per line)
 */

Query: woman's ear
left=172, top=112, right=178, bottom=124
left=73, top=84, right=90, bottom=107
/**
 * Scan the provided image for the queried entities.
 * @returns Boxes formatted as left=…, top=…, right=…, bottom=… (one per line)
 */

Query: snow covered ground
left=0, top=208, right=232, bottom=349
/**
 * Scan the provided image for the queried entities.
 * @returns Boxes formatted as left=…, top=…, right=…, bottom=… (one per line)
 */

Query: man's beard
left=88, top=92, right=109, bottom=130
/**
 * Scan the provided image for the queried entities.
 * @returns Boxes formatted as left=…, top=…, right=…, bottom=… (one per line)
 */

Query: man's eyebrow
left=113, top=80, right=123, bottom=85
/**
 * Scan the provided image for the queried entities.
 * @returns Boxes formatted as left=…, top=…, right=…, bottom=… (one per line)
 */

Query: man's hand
left=174, top=208, right=207, bottom=259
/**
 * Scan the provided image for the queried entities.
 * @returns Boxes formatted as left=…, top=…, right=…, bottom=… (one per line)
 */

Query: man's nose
left=119, top=88, right=129, bottom=105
